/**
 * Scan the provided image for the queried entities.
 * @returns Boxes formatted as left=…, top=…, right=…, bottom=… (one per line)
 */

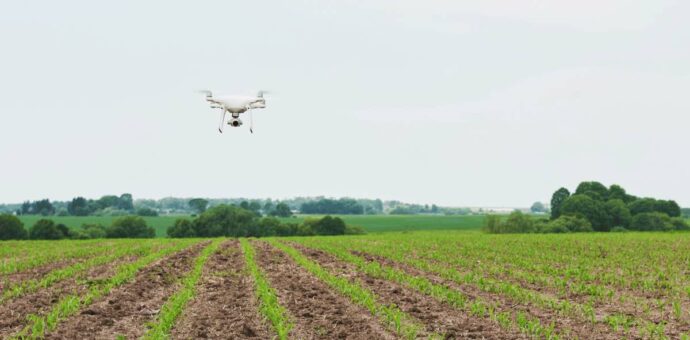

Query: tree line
left=484, top=181, right=688, bottom=233
left=0, top=214, right=155, bottom=240
left=167, top=204, right=364, bottom=238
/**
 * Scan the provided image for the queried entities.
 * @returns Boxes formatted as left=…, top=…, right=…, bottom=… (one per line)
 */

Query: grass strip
left=297, top=240, right=560, bottom=340
left=270, top=240, right=428, bottom=339
left=143, top=239, right=223, bottom=339
left=12, top=239, right=199, bottom=340
left=240, top=238, right=293, bottom=340
left=1, top=240, right=157, bottom=304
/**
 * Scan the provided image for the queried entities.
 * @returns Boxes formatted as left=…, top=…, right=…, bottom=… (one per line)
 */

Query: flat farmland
left=3, top=231, right=690, bottom=339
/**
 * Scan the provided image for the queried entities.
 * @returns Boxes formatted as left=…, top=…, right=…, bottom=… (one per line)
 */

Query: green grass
left=279, top=214, right=486, bottom=233
left=17, top=214, right=486, bottom=237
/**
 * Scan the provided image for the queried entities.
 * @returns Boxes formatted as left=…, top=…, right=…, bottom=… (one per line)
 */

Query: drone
left=199, top=90, right=267, bottom=133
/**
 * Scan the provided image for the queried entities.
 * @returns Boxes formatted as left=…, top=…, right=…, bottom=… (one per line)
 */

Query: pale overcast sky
left=1, top=1, right=688, bottom=207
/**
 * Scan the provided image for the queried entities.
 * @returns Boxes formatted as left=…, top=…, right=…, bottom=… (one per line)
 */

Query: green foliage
left=682, top=208, right=690, bottom=218
left=482, top=212, right=535, bottom=234
left=530, top=202, right=547, bottom=213
left=30, top=219, right=67, bottom=240
left=193, top=204, right=256, bottom=237
left=135, top=207, right=158, bottom=217
left=307, top=215, right=347, bottom=235
left=0, top=214, right=27, bottom=240
left=671, top=217, right=690, bottom=231
left=71, top=223, right=108, bottom=239
left=575, top=181, right=609, bottom=200
left=270, top=202, right=293, bottom=217
left=300, top=198, right=364, bottom=214
left=604, top=199, right=632, bottom=228
left=560, top=194, right=611, bottom=231
left=629, top=212, right=673, bottom=231
left=107, top=216, right=155, bottom=238
left=166, top=218, right=196, bottom=238
left=188, top=198, right=208, bottom=214
left=550, top=187, right=570, bottom=220
left=546, top=215, right=593, bottom=233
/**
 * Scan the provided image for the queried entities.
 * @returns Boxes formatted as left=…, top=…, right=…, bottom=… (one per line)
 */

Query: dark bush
left=0, top=214, right=27, bottom=240
left=629, top=212, right=672, bottom=231
left=547, top=215, right=593, bottom=233
left=30, top=219, right=65, bottom=240
left=107, top=216, right=155, bottom=238
left=136, top=207, right=159, bottom=217
left=167, top=218, right=196, bottom=238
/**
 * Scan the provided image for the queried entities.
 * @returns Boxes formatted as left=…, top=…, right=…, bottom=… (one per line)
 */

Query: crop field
left=2, top=232, right=690, bottom=339
left=17, top=214, right=486, bottom=237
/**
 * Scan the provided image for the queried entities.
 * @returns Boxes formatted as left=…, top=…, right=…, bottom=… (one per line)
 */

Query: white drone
left=199, top=90, right=267, bottom=133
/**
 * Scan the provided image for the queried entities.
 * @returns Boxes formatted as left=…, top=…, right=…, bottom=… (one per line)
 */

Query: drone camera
left=229, top=118, right=243, bottom=127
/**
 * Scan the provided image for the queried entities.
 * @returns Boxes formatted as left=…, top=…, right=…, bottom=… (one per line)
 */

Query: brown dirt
left=289, top=243, right=526, bottom=340
left=254, top=240, right=397, bottom=340
left=0, top=258, right=82, bottom=294
left=0, top=255, right=138, bottom=338
left=45, top=242, right=208, bottom=340
left=337, top=248, right=627, bottom=340
left=170, top=240, right=273, bottom=339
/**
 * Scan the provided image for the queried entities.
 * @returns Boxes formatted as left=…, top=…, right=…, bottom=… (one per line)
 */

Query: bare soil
left=170, top=240, right=273, bottom=339
left=291, top=243, right=555, bottom=339
left=0, top=255, right=137, bottom=338
left=45, top=242, right=207, bottom=340
left=341, top=248, right=625, bottom=340
left=254, top=240, right=397, bottom=340
left=0, top=258, right=81, bottom=294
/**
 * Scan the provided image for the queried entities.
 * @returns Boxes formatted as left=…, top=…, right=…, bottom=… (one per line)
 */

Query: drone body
left=200, top=90, right=267, bottom=133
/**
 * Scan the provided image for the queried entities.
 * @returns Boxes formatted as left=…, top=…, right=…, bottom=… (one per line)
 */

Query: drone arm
left=218, top=109, right=227, bottom=133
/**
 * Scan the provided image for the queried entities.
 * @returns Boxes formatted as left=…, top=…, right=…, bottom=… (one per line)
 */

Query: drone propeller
left=197, top=90, right=213, bottom=100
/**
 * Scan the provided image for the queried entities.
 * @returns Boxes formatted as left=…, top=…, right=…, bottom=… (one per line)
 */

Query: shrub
left=135, top=207, right=158, bottom=217
left=107, top=216, right=155, bottom=238
left=0, top=214, right=27, bottom=240
left=74, top=223, right=108, bottom=239
left=167, top=218, right=196, bottom=238
left=670, top=217, right=690, bottom=231
left=29, top=219, right=65, bottom=240
left=546, top=215, right=592, bottom=233
left=611, top=226, right=629, bottom=232
left=629, top=212, right=673, bottom=231
left=193, top=205, right=256, bottom=237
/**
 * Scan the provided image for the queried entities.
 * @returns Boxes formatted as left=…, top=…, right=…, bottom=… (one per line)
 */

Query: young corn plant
left=240, top=239, right=293, bottom=340
left=143, top=239, right=222, bottom=339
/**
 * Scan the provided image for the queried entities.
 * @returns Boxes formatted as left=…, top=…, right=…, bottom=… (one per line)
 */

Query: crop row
left=11, top=239, right=199, bottom=339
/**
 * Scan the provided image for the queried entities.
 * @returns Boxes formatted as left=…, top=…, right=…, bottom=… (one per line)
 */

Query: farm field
left=17, top=214, right=487, bottom=237
left=2, top=232, right=690, bottom=339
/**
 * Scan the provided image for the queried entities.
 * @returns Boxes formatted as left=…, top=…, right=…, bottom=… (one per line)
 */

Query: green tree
left=654, top=200, right=681, bottom=218
left=135, top=207, right=158, bottom=216
left=193, top=204, right=256, bottom=237
left=550, top=187, right=571, bottom=220
left=30, top=219, right=64, bottom=240
left=575, top=181, right=608, bottom=201
left=530, top=202, right=547, bottom=213
left=67, top=197, right=92, bottom=216
left=560, top=194, right=611, bottom=231
left=271, top=203, right=292, bottom=217
left=604, top=199, right=632, bottom=228
left=608, top=184, right=634, bottom=203
left=628, top=198, right=657, bottom=215
left=188, top=198, right=209, bottom=214
left=309, top=216, right=347, bottom=235
left=629, top=212, right=673, bottom=231
left=118, top=193, right=134, bottom=211
left=0, top=214, right=27, bottom=240
left=107, top=216, right=155, bottom=238
left=97, top=195, right=120, bottom=209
